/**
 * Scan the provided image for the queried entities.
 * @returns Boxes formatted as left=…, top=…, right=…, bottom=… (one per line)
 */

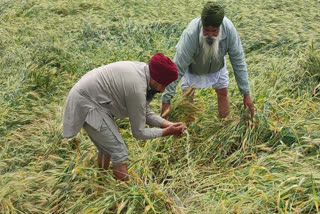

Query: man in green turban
left=161, top=1, right=254, bottom=119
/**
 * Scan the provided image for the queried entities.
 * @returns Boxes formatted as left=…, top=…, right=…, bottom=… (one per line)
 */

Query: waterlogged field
left=1, top=0, right=320, bottom=213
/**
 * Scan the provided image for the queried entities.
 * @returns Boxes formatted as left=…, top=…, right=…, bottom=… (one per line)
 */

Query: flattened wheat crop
left=1, top=0, right=319, bottom=213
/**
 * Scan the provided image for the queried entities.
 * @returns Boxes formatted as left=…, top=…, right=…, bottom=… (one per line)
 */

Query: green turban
left=201, top=1, right=224, bottom=27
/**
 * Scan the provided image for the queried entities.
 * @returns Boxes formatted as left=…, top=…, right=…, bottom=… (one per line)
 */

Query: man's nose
left=207, top=32, right=214, bottom=37
left=208, top=32, right=218, bottom=37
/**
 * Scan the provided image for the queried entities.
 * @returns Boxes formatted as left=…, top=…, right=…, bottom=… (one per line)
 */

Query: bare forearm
left=160, top=120, right=173, bottom=128
left=162, top=127, right=171, bottom=137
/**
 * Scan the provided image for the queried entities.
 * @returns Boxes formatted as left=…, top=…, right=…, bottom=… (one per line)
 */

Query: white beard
left=199, top=28, right=220, bottom=64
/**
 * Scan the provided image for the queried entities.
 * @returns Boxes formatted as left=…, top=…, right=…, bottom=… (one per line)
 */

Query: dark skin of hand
left=161, top=120, right=187, bottom=138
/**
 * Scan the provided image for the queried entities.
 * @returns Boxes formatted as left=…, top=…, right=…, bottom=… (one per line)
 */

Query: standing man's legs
left=83, top=122, right=129, bottom=181
left=181, top=76, right=195, bottom=103
left=182, top=88, right=196, bottom=123
left=98, top=154, right=129, bottom=182
left=97, top=152, right=128, bottom=181
left=182, top=87, right=230, bottom=118
left=182, top=88, right=195, bottom=102
left=213, top=60, right=229, bottom=118
left=181, top=64, right=230, bottom=119
left=113, top=164, right=129, bottom=181
left=215, top=88, right=230, bottom=118
left=98, top=155, right=111, bottom=170
left=183, top=87, right=230, bottom=118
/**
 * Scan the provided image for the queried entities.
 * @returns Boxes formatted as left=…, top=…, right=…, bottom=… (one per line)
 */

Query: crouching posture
left=63, top=53, right=187, bottom=181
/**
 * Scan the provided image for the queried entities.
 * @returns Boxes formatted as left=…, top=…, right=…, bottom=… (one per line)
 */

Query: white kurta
left=63, top=61, right=165, bottom=141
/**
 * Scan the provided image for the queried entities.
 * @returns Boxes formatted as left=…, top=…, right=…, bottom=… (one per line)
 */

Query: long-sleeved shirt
left=162, top=16, right=250, bottom=103
left=63, top=61, right=165, bottom=141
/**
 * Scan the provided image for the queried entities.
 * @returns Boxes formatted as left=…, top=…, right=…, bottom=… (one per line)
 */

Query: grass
left=1, top=0, right=320, bottom=213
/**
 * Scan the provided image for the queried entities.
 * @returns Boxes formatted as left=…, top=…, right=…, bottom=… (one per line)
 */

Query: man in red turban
left=63, top=53, right=187, bottom=181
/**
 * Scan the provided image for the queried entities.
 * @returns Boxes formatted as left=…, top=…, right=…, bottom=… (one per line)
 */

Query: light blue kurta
left=63, top=61, right=165, bottom=141
left=162, top=16, right=250, bottom=103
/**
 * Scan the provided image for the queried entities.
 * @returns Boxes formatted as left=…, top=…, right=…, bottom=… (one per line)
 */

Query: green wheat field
left=1, top=0, right=320, bottom=213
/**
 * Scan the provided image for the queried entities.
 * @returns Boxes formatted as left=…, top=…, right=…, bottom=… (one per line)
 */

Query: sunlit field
left=1, top=0, right=320, bottom=213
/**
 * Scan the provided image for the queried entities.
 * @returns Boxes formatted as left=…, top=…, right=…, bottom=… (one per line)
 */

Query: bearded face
left=199, top=27, right=221, bottom=64
left=146, top=88, right=159, bottom=102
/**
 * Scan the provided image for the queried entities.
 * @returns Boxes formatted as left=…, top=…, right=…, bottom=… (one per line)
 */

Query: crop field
left=1, top=0, right=320, bottom=213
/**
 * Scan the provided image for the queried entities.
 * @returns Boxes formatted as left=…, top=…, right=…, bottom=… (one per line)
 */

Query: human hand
left=161, top=103, right=171, bottom=119
left=163, top=122, right=187, bottom=138
left=243, top=94, right=254, bottom=118
left=171, top=122, right=187, bottom=138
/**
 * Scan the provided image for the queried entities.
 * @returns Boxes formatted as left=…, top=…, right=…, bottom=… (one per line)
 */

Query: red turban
left=149, top=53, right=178, bottom=86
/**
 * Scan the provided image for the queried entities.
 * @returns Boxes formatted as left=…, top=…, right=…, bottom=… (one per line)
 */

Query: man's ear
left=149, top=77, right=158, bottom=89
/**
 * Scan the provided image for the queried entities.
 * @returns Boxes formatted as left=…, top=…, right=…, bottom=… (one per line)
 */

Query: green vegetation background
left=1, top=0, right=320, bottom=213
